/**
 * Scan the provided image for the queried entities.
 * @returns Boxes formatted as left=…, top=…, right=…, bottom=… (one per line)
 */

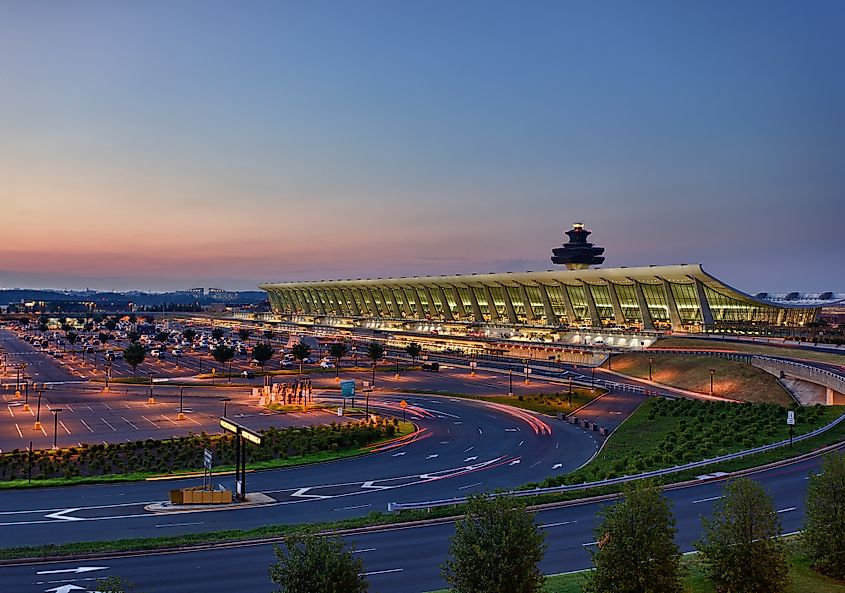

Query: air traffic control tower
left=550, top=223, right=605, bottom=270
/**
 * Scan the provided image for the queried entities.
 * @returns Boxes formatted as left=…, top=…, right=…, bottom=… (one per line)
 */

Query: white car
left=319, top=360, right=335, bottom=369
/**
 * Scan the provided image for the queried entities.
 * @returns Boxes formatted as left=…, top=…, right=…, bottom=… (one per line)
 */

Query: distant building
left=176, top=288, right=205, bottom=297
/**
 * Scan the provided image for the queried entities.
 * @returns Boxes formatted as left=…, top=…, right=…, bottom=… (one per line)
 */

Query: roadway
left=0, top=391, right=607, bottom=549
left=0, top=442, right=826, bottom=593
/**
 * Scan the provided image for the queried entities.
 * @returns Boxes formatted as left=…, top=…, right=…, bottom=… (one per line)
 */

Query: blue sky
left=0, top=1, right=842, bottom=291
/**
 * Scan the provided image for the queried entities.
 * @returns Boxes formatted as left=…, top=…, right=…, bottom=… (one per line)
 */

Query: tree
left=123, top=342, right=146, bottom=377
left=127, top=314, right=137, bottom=323
left=182, top=328, right=197, bottom=343
left=66, top=331, right=78, bottom=347
left=328, top=343, right=348, bottom=379
left=697, top=478, right=788, bottom=593
left=155, top=331, right=169, bottom=343
left=127, top=331, right=140, bottom=343
left=211, top=327, right=224, bottom=341
left=584, top=481, right=683, bottom=593
left=803, top=452, right=845, bottom=578
left=61, top=322, right=72, bottom=333
left=292, top=341, right=312, bottom=376
left=104, top=318, right=118, bottom=331
left=405, top=342, right=422, bottom=365
left=252, top=342, right=275, bottom=367
left=95, top=576, right=135, bottom=593
left=269, top=533, right=367, bottom=593
left=263, top=330, right=274, bottom=340
left=442, top=495, right=546, bottom=593
left=99, top=332, right=112, bottom=345
left=238, top=328, right=251, bottom=342
left=366, top=341, right=385, bottom=387
left=212, top=344, right=236, bottom=379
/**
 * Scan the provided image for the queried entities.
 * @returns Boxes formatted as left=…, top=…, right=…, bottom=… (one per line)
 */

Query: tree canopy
left=697, top=477, right=788, bottom=593
left=803, top=452, right=845, bottom=579
left=442, top=495, right=546, bottom=593
left=269, top=533, right=368, bottom=593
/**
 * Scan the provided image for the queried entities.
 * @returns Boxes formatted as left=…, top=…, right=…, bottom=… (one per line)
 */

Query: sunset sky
left=1, top=1, right=842, bottom=292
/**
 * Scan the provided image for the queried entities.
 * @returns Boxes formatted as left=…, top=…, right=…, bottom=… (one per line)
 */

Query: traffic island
left=145, top=491, right=275, bottom=513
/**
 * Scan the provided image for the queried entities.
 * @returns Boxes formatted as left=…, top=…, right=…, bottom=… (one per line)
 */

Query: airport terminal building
left=259, top=226, right=842, bottom=337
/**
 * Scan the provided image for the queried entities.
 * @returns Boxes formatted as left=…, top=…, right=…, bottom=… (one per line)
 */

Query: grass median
left=393, top=387, right=605, bottom=416
left=654, top=336, right=845, bottom=367
left=606, top=351, right=792, bottom=404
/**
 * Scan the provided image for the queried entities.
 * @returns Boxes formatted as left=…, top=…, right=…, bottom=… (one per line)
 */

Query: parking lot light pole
left=508, top=368, right=513, bottom=396
left=177, top=387, right=186, bottom=421
left=34, top=390, right=44, bottom=430
left=51, top=408, right=63, bottom=449
left=709, top=369, right=715, bottom=397
left=222, top=397, right=231, bottom=418
left=23, top=382, right=31, bottom=412
left=648, top=357, right=654, bottom=381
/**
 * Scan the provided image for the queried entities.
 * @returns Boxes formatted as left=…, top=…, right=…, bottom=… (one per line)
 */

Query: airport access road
left=0, top=391, right=604, bottom=549
left=0, top=441, right=827, bottom=593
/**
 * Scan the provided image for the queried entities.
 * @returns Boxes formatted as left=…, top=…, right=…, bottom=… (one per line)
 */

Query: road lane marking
left=79, top=419, right=93, bottom=433
left=334, top=504, right=371, bottom=511
left=426, top=454, right=439, bottom=459
left=154, top=522, right=204, bottom=528
left=693, top=496, right=723, bottom=504
left=59, top=420, right=71, bottom=435
left=540, top=520, right=577, bottom=528
left=459, top=482, right=482, bottom=490
left=463, top=446, right=474, bottom=453
left=352, top=548, right=376, bottom=553
left=552, top=463, right=563, bottom=469
left=100, top=418, right=117, bottom=432
left=778, top=507, right=797, bottom=513
left=36, top=566, right=109, bottom=575
left=361, top=568, right=403, bottom=576
left=15, top=423, right=22, bottom=438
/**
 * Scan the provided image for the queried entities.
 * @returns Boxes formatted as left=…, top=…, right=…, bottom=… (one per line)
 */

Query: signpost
left=787, top=410, right=795, bottom=447
left=469, top=361, right=477, bottom=376
left=219, top=418, right=263, bottom=501
left=363, top=380, right=373, bottom=415
left=340, top=379, right=355, bottom=410
left=202, top=448, right=213, bottom=490
left=400, top=399, right=408, bottom=421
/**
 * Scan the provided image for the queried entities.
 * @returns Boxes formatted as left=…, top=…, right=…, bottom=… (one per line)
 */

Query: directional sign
left=219, top=417, right=263, bottom=445
left=203, top=448, right=213, bottom=470
left=787, top=410, right=796, bottom=426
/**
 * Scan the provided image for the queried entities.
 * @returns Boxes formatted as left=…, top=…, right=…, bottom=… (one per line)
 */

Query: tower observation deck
left=551, top=223, right=605, bottom=270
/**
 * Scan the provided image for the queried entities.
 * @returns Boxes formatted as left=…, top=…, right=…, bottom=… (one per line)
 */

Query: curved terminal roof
left=260, top=264, right=841, bottom=310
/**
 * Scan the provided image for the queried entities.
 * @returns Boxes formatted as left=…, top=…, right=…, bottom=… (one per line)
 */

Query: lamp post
left=34, top=389, right=44, bottom=430
left=508, top=368, right=513, bottom=396
left=51, top=408, right=63, bottom=449
left=591, top=366, right=595, bottom=389
left=222, top=397, right=231, bottom=418
left=177, top=387, right=186, bottom=421
left=15, top=364, right=24, bottom=398
left=395, top=357, right=400, bottom=380
left=23, top=381, right=30, bottom=412
left=709, top=369, right=715, bottom=397
left=648, top=357, right=654, bottom=381
left=568, top=376, right=573, bottom=407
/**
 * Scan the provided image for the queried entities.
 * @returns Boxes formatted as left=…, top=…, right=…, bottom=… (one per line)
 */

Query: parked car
left=241, top=370, right=255, bottom=379
left=319, top=360, right=335, bottom=369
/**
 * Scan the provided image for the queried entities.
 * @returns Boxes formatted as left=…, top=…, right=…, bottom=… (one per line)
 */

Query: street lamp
left=648, top=357, right=654, bottom=381
left=23, top=381, right=30, bottom=412
left=709, top=369, right=715, bottom=397
left=51, top=408, right=63, bottom=449
left=568, top=376, right=573, bottom=407
left=34, top=389, right=44, bottom=430
left=222, top=397, right=231, bottom=418
left=508, top=368, right=513, bottom=396
left=177, top=387, right=186, bottom=421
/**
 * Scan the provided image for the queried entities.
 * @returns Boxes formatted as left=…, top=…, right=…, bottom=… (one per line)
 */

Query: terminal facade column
left=467, top=285, right=486, bottom=322
left=558, top=283, right=578, bottom=326
left=482, top=284, right=500, bottom=322
left=605, top=282, right=626, bottom=325
left=343, top=288, right=361, bottom=317
left=517, top=284, right=535, bottom=322
left=632, top=280, right=655, bottom=331
left=411, top=286, right=426, bottom=320
left=537, top=283, right=558, bottom=326
left=450, top=286, right=465, bottom=320
left=581, top=281, right=602, bottom=328
left=423, top=286, right=441, bottom=320
left=437, top=285, right=454, bottom=321
left=693, top=278, right=715, bottom=327
left=660, top=279, right=683, bottom=330
left=500, top=284, right=519, bottom=324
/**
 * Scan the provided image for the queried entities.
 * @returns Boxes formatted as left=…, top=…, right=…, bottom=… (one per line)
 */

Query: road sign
left=400, top=400, right=408, bottom=409
left=203, top=448, right=213, bottom=470
left=787, top=410, right=796, bottom=426
left=363, top=380, right=373, bottom=393
left=219, top=417, right=263, bottom=445
left=523, top=367, right=532, bottom=374
left=340, top=379, right=355, bottom=397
